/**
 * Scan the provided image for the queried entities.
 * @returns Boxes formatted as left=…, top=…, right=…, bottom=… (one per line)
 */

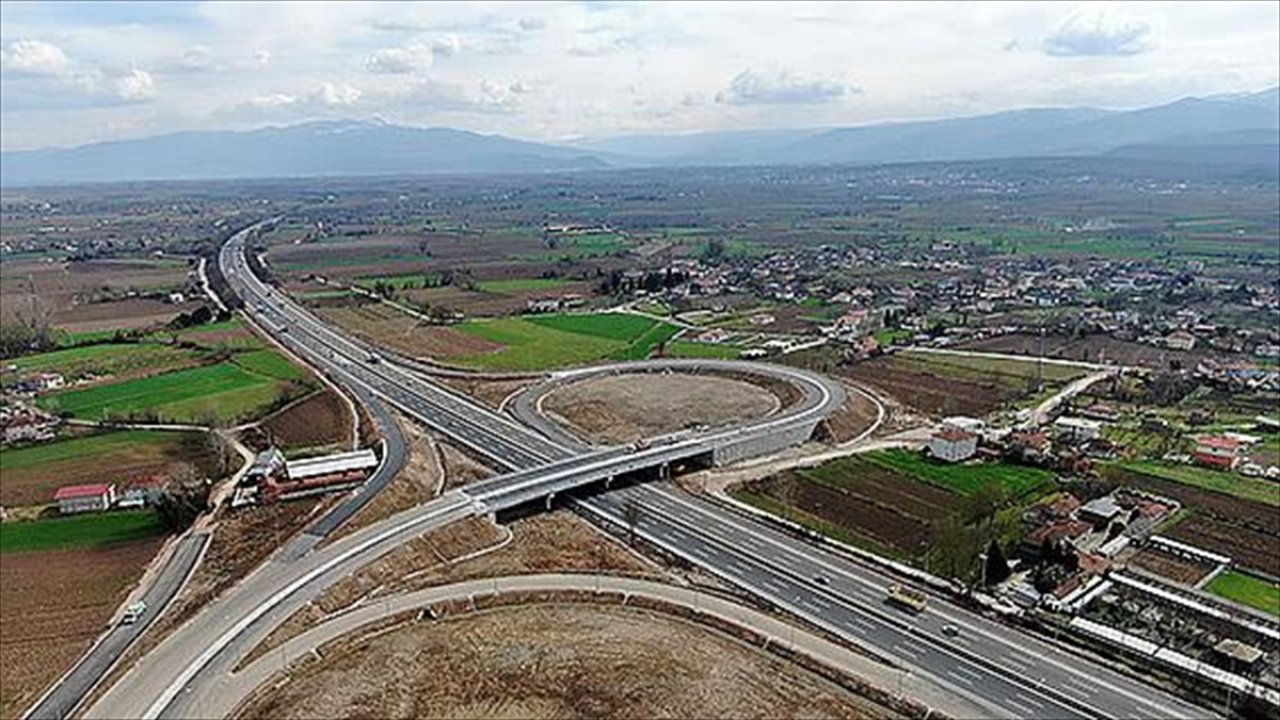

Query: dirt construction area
left=541, top=372, right=780, bottom=445
left=235, top=604, right=886, bottom=720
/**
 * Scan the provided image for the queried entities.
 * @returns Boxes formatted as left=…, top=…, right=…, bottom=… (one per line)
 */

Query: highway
left=83, top=221, right=1213, bottom=719
left=221, top=222, right=1212, bottom=719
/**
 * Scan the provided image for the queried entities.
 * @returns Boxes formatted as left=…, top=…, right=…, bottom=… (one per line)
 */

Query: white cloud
left=432, top=34, right=462, bottom=57
left=716, top=68, right=855, bottom=105
left=248, top=92, right=297, bottom=109
left=252, top=49, right=272, bottom=69
left=316, top=81, right=360, bottom=106
left=401, top=78, right=519, bottom=113
left=115, top=68, right=156, bottom=102
left=1043, top=8, right=1153, bottom=57
left=0, top=39, right=71, bottom=76
left=365, top=44, right=432, bottom=74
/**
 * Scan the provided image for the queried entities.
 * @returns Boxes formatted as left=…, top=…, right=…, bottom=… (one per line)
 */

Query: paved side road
left=184, top=573, right=995, bottom=720
left=23, top=532, right=209, bottom=720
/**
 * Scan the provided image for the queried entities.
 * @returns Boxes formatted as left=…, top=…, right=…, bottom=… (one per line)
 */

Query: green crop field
left=230, top=349, right=311, bottom=382
left=454, top=313, right=678, bottom=371
left=1205, top=571, right=1280, bottom=617
left=475, top=277, right=575, bottom=294
left=860, top=449, right=1054, bottom=497
left=0, top=510, right=166, bottom=553
left=0, top=429, right=176, bottom=472
left=4, top=342, right=198, bottom=383
left=38, top=349, right=311, bottom=424
left=525, top=312, right=657, bottom=341
left=1112, top=460, right=1280, bottom=507
left=664, top=340, right=744, bottom=360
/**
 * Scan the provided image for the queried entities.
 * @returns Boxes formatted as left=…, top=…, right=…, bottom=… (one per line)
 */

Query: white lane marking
left=952, top=665, right=984, bottom=682
left=1014, top=693, right=1045, bottom=709
left=945, top=670, right=975, bottom=687
left=1004, top=696, right=1039, bottom=716
left=1061, top=676, right=1095, bottom=695
left=892, top=643, right=920, bottom=660
left=1058, top=683, right=1093, bottom=701
left=760, top=579, right=786, bottom=594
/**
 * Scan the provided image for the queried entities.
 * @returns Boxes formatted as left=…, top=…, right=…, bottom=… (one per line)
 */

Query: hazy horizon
left=2, top=1, right=1278, bottom=152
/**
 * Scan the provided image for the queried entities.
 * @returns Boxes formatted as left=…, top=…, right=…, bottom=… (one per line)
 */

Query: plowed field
left=0, top=538, right=163, bottom=718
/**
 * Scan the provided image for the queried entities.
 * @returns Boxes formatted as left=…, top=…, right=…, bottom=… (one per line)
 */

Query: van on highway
left=120, top=600, right=147, bottom=625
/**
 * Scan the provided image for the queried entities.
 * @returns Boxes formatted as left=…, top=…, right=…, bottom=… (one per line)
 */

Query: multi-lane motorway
left=83, top=221, right=1214, bottom=719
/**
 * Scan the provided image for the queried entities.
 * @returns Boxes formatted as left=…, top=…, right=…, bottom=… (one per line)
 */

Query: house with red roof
left=1193, top=435, right=1245, bottom=470
left=55, top=483, right=115, bottom=515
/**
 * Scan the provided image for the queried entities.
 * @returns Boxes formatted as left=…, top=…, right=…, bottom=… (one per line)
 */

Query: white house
left=1053, top=416, right=1101, bottom=443
left=928, top=427, right=978, bottom=463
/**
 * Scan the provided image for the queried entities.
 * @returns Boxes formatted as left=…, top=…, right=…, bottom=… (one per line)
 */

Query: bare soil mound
left=236, top=604, right=883, bottom=720
left=541, top=372, right=779, bottom=445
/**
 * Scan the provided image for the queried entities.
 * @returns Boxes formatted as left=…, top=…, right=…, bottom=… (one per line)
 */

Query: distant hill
left=2, top=87, right=1275, bottom=186
left=0, top=120, right=608, bottom=186
left=1105, top=129, right=1280, bottom=179
left=574, top=86, right=1280, bottom=168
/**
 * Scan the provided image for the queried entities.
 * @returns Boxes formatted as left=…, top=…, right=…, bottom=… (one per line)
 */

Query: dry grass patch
left=236, top=603, right=888, bottom=720
left=541, top=372, right=779, bottom=445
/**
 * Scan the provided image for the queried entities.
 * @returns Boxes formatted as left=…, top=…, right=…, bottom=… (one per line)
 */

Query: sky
left=1, top=1, right=1277, bottom=151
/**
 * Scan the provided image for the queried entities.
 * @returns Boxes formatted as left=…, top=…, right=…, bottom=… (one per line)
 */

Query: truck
left=120, top=600, right=148, bottom=625
left=885, top=583, right=928, bottom=614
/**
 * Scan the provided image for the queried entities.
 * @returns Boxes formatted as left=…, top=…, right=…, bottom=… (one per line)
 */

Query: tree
left=153, top=463, right=211, bottom=533
left=982, top=539, right=1011, bottom=586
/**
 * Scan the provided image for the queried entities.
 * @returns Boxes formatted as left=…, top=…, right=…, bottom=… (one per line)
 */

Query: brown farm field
left=841, top=357, right=1012, bottom=418
left=260, top=390, right=352, bottom=452
left=236, top=604, right=887, bottom=720
left=0, top=538, right=164, bottom=719
left=736, top=460, right=964, bottom=560
left=1125, top=547, right=1216, bottom=586
left=957, top=333, right=1239, bottom=370
left=0, top=259, right=194, bottom=332
left=840, top=351, right=1083, bottom=418
left=316, top=303, right=501, bottom=359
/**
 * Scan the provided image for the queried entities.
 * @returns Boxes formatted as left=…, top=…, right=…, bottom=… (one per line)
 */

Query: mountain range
left=2, top=86, right=1275, bottom=186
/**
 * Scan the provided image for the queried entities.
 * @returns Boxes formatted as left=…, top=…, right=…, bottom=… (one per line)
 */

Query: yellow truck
left=886, top=583, right=928, bottom=613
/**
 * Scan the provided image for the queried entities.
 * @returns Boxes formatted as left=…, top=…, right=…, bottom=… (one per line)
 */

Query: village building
left=1053, top=416, right=1101, bottom=443
left=928, top=427, right=978, bottom=463
left=55, top=483, right=115, bottom=515
left=1192, top=435, right=1246, bottom=470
